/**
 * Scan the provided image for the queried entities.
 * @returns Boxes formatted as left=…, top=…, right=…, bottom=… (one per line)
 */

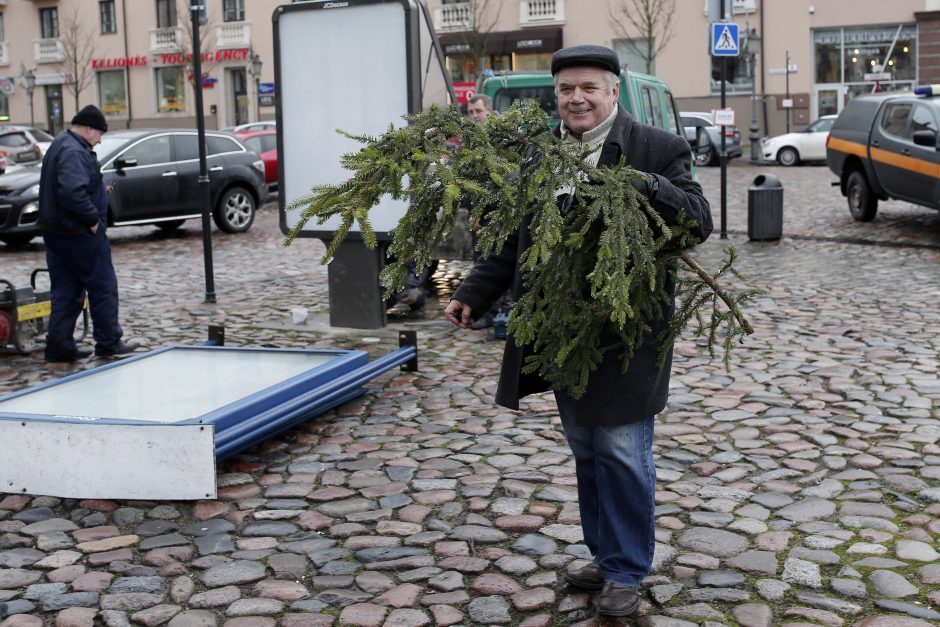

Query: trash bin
left=747, top=173, right=784, bottom=241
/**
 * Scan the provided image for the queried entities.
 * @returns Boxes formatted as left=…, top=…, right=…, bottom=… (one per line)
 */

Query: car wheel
left=695, top=130, right=716, bottom=167
left=846, top=170, right=878, bottom=222
left=777, top=147, right=800, bottom=166
left=155, top=219, right=185, bottom=232
left=0, top=234, right=35, bottom=247
left=213, top=186, right=256, bottom=233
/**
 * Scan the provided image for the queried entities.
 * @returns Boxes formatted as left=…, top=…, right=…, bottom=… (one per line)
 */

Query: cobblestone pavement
left=0, top=165, right=939, bottom=627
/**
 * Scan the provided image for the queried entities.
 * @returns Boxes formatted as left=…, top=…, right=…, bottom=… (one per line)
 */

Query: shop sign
left=155, top=48, right=250, bottom=66
left=516, top=39, right=543, bottom=50
left=259, top=94, right=275, bottom=107
left=91, top=56, right=148, bottom=70
left=444, top=43, right=471, bottom=55
left=0, top=77, right=15, bottom=95
left=453, top=81, right=475, bottom=104
left=187, top=72, right=218, bottom=88
left=35, top=74, right=66, bottom=86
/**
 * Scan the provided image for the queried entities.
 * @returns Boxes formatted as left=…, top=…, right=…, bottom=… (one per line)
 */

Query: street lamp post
left=745, top=28, right=761, bottom=162
left=248, top=53, right=263, bottom=123
left=24, top=68, right=36, bottom=127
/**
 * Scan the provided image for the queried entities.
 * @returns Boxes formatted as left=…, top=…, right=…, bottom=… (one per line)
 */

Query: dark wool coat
left=452, top=106, right=713, bottom=426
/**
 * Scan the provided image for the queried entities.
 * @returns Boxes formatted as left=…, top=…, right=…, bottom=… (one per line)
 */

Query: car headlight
left=24, top=183, right=40, bottom=197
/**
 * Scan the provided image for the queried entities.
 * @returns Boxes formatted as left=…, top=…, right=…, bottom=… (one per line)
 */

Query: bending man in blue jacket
left=38, top=105, right=137, bottom=362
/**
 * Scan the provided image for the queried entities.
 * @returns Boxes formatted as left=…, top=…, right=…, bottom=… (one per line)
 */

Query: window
left=663, top=92, right=680, bottom=135
left=260, top=134, right=277, bottom=152
left=0, top=13, right=5, bottom=43
left=40, top=7, right=58, bottom=39
left=98, top=70, right=127, bottom=117
left=172, top=134, right=200, bottom=161
left=242, top=136, right=262, bottom=153
left=711, top=55, right=752, bottom=95
left=613, top=38, right=653, bottom=75
left=121, top=135, right=171, bottom=166
left=0, top=132, right=32, bottom=148
left=814, top=26, right=917, bottom=88
left=100, top=1, right=116, bottom=34
left=909, top=105, right=938, bottom=137
left=492, top=87, right=559, bottom=119
left=223, top=0, right=245, bottom=22
left=156, top=67, right=185, bottom=113
left=156, top=0, right=177, bottom=29
left=881, top=103, right=912, bottom=137
left=0, top=95, right=9, bottom=123
left=806, top=117, right=835, bottom=133
left=207, top=135, right=241, bottom=155
left=640, top=87, right=664, bottom=128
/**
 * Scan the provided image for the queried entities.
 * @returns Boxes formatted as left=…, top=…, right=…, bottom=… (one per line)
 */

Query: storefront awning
left=438, top=27, right=562, bottom=57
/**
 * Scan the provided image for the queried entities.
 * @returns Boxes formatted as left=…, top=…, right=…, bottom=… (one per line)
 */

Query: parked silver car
left=681, top=111, right=743, bottom=167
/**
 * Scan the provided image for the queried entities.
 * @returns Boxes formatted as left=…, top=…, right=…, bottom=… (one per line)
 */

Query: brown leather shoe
left=595, top=581, right=640, bottom=617
left=564, top=562, right=604, bottom=591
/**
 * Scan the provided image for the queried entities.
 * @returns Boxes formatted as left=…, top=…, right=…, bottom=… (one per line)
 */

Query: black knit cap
left=71, top=105, right=108, bottom=132
left=551, top=45, right=621, bottom=76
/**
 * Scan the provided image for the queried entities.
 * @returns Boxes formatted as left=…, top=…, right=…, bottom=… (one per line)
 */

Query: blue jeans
left=555, top=390, right=656, bottom=587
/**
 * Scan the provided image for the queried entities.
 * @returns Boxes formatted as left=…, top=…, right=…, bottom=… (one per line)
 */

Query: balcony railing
left=520, top=0, right=565, bottom=26
left=150, top=27, right=183, bottom=53
left=216, top=21, right=251, bottom=49
left=0, top=42, right=8, bottom=67
left=435, top=2, right=472, bottom=33
left=34, top=38, right=64, bottom=64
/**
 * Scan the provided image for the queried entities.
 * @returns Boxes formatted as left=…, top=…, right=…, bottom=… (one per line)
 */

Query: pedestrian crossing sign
left=711, top=22, right=740, bottom=56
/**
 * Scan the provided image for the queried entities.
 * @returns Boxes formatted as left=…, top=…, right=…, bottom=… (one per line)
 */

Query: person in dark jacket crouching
left=445, top=46, right=712, bottom=617
left=38, top=105, right=138, bottom=362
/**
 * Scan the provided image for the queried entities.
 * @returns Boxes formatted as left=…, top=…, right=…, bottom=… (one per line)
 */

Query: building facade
left=0, top=0, right=935, bottom=137
left=0, top=0, right=277, bottom=132
left=429, top=0, right=934, bottom=136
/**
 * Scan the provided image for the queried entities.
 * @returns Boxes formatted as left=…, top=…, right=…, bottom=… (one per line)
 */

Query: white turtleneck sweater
left=557, top=105, right=620, bottom=198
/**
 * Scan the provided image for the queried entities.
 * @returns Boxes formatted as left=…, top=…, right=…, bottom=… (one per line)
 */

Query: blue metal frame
left=0, top=344, right=418, bottom=460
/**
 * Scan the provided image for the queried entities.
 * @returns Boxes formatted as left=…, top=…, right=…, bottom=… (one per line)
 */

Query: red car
left=235, top=129, right=278, bottom=189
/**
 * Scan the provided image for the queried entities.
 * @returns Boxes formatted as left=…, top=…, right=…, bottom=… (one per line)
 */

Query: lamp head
left=745, top=29, right=761, bottom=56
left=249, top=54, right=262, bottom=78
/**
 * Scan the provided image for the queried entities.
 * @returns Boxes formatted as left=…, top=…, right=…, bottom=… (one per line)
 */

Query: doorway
left=228, top=68, right=248, bottom=127
left=44, top=85, right=64, bottom=135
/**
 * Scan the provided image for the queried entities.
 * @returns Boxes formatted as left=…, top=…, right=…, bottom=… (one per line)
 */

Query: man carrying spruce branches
left=445, top=45, right=712, bottom=617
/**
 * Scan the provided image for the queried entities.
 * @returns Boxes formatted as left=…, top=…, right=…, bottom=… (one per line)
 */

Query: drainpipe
left=121, top=0, right=133, bottom=128
left=759, top=0, right=767, bottom=137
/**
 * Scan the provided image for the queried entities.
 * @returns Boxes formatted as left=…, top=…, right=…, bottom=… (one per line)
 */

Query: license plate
left=17, top=300, right=51, bottom=321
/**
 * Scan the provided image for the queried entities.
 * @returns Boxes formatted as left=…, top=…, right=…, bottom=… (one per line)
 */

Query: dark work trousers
left=43, top=228, right=122, bottom=359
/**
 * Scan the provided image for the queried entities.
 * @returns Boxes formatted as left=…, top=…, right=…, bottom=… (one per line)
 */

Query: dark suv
left=0, top=129, right=267, bottom=247
left=827, top=90, right=940, bottom=221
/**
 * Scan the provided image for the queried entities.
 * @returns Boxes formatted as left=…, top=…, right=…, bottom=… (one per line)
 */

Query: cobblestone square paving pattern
left=0, top=164, right=938, bottom=625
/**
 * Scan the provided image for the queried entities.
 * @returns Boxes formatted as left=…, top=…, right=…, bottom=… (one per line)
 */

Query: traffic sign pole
left=710, top=18, right=738, bottom=241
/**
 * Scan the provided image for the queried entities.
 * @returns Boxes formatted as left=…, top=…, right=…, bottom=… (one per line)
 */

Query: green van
left=476, top=69, right=687, bottom=140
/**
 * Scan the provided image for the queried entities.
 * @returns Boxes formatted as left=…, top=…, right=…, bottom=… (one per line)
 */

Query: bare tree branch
left=177, top=0, right=220, bottom=81
left=607, top=0, right=677, bottom=74
left=58, top=7, right=97, bottom=114
left=457, top=0, right=502, bottom=77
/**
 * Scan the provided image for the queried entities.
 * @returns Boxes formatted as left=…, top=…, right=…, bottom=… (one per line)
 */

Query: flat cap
left=551, top=45, right=620, bottom=76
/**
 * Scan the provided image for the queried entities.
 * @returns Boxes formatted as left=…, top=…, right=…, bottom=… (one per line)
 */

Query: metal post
left=191, top=0, right=216, bottom=303
left=719, top=2, right=727, bottom=240
left=23, top=68, right=36, bottom=127
left=785, top=50, right=791, bottom=134
left=748, top=27, right=761, bottom=162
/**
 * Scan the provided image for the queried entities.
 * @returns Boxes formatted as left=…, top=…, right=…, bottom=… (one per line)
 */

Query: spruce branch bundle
left=286, top=101, right=760, bottom=397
